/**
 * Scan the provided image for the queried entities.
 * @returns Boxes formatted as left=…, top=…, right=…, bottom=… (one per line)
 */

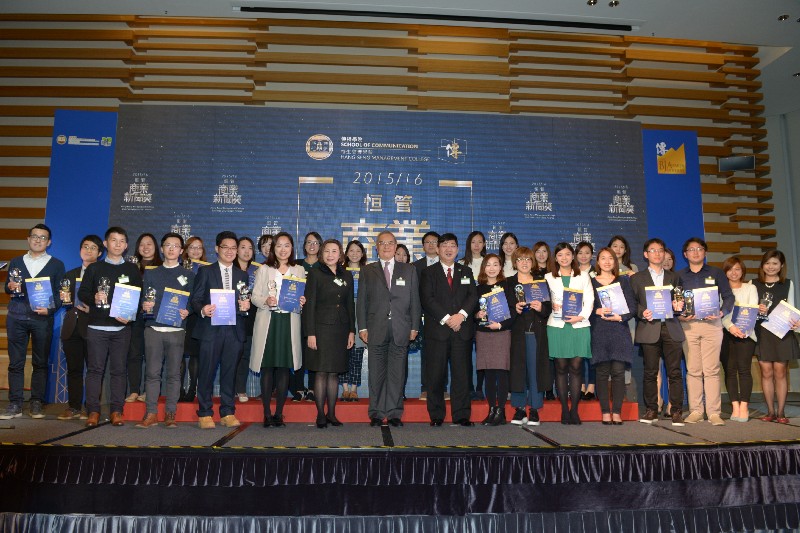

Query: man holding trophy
left=1, top=224, right=65, bottom=420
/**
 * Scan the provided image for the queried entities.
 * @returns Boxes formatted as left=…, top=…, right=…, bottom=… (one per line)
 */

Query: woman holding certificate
left=474, top=254, right=516, bottom=425
left=753, top=250, right=799, bottom=424
left=250, top=232, right=306, bottom=427
left=507, top=247, right=551, bottom=426
left=303, top=239, right=356, bottom=428
left=720, top=256, right=758, bottom=423
left=546, top=242, right=594, bottom=425
left=590, top=248, right=636, bottom=425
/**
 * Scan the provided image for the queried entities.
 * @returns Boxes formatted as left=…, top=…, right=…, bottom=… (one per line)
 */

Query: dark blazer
left=303, top=265, right=356, bottom=338
left=191, top=262, right=248, bottom=342
left=507, top=274, right=552, bottom=393
left=356, top=259, right=421, bottom=347
left=413, top=256, right=438, bottom=279
left=60, top=266, right=89, bottom=341
left=420, top=262, right=477, bottom=342
left=629, top=268, right=685, bottom=344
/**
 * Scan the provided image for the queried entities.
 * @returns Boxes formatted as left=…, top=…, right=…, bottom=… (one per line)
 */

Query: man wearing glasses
left=1, top=224, right=65, bottom=419
left=357, top=231, right=421, bottom=427
left=677, top=237, right=734, bottom=426
left=191, top=231, right=250, bottom=429
left=412, top=231, right=440, bottom=401
left=629, top=238, right=686, bottom=427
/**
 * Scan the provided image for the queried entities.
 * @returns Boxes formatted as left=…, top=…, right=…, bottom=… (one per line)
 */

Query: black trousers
left=196, top=326, right=242, bottom=418
left=62, top=328, right=88, bottom=411
left=424, top=332, right=471, bottom=421
left=641, top=323, right=684, bottom=414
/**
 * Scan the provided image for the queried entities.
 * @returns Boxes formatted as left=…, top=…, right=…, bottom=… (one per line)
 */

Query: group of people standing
left=2, top=224, right=798, bottom=429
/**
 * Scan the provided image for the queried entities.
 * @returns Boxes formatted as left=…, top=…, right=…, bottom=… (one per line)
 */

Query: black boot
left=481, top=407, right=496, bottom=425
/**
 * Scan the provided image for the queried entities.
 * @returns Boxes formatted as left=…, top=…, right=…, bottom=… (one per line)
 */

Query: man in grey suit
left=629, top=237, right=686, bottom=427
left=357, top=231, right=421, bottom=427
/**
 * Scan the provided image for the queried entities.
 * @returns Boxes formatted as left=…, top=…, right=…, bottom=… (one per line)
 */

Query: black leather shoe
left=430, top=419, right=444, bottom=426
left=272, top=414, right=285, bottom=427
left=570, top=411, right=582, bottom=425
left=481, top=407, right=496, bottom=425
left=370, top=417, right=383, bottom=427
left=388, top=418, right=403, bottom=427
left=455, top=418, right=474, bottom=427
left=561, top=410, right=570, bottom=424
left=316, top=415, right=328, bottom=429
left=263, top=415, right=273, bottom=428
left=327, top=416, right=343, bottom=427
left=545, top=390, right=556, bottom=401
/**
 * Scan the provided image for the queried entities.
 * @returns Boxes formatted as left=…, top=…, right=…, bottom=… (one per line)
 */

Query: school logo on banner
left=211, top=176, right=244, bottom=214
left=486, top=223, right=506, bottom=253
left=121, top=175, right=154, bottom=212
left=261, top=218, right=282, bottom=236
left=306, top=134, right=334, bottom=160
left=608, top=184, right=637, bottom=222
left=171, top=215, right=192, bottom=240
left=571, top=225, right=594, bottom=250
left=438, top=138, right=467, bottom=163
left=656, top=142, right=686, bottom=174
left=524, top=183, right=555, bottom=220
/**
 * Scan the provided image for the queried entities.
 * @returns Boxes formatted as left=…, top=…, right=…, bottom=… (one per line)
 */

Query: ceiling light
left=609, top=0, right=619, bottom=5
left=794, top=72, right=800, bottom=77
left=778, top=14, right=789, bottom=21
left=587, top=0, right=597, bottom=5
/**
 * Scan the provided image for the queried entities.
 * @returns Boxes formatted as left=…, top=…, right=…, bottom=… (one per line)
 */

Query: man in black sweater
left=78, top=227, right=142, bottom=427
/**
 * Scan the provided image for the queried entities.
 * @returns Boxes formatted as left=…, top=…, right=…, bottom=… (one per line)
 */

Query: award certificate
left=731, top=304, right=759, bottom=337
left=523, top=280, right=550, bottom=302
left=156, top=287, right=190, bottom=327
left=692, top=286, right=720, bottom=319
left=25, top=277, right=54, bottom=310
left=645, top=285, right=674, bottom=320
left=109, top=283, right=141, bottom=322
left=210, top=289, right=236, bottom=326
left=347, top=267, right=360, bottom=295
left=278, top=276, right=306, bottom=314
left=561, top=287, right=584, bottom=319
left=597, top=282, right=630, bottom=315
left=762, top=300, right=800, bottom=339
left=483, top=287, right=511, bottom=323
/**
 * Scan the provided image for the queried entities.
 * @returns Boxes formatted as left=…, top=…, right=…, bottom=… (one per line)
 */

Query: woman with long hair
left=499, top=232, right=519, bottom=278
left=179, top=236, right=206, bottom=402
left=232, top=236, right=258, bottom=402
left=608, top=235, right=637, bottom=275
left=341, top=240, right=368, bottom=402
left=293, top=231, right=323, bottom=402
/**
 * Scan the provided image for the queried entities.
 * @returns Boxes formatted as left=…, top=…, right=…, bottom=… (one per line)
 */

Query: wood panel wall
left=0, top=14, right=773, bottom=373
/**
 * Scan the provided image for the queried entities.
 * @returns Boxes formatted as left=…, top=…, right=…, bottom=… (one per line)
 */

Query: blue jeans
left=6, top=315, right=52, bottom=404
left=510, top=332, right=543, bottom=410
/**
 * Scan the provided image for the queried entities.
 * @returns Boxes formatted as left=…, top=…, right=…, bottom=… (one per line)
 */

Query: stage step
left=122, top=398, right=639, bottom=423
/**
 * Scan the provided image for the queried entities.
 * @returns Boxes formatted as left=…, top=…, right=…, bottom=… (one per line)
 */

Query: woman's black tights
left=314, top=372, right=340, bottom=419
left=261, top=368, right=290, bottom=416
left=555, top=357, right=583, bottom=414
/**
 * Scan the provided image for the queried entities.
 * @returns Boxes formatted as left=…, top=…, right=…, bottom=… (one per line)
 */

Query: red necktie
left=447, top=267, right=453, bottom=289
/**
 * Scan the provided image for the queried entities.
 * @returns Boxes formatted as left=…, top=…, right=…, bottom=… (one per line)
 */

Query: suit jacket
left=420, top=262, right=477, bottom=342
left=629, top=268, right=685, bottom=344
left=60, top=266, right=89, bottom=341
left=191, top=262, right=248, bottom=342
left=356, top=260, right=421, bottom=348
left=413, top=256, right=437, bottom=279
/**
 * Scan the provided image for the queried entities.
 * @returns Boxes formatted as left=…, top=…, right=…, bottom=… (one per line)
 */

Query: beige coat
left=249, top=263, right=305, bottom=371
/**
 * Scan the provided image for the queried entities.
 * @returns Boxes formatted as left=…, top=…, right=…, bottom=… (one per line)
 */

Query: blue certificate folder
left=347, top=267, right=360, bottom=295
left=210, top=289, right=236, bottom=326
left=692, top=286, right=720, bottom=319
left=561, top=287, right=583, bottom=319
left=645, top=285, right=673, bottom=320
left=156, top=287, right=190, bottom=327
left=483, top=287, right=511, bottom=323
left=732, top=304, right=759, bottom=337
left=763, top=300, right=800, bottom=339
left=597, top=282, right=630, bottom=315
left=109, top=283, right=141, bottom=322
left=522, top=280, right=550, bottom=302
left=278, top=275, right=306, bottom=314
left=25, top=277, right=54, bottom=310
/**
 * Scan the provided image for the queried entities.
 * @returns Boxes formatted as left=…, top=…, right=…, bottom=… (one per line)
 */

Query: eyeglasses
left=516, top=257, right=533, bottom=263
left=28, top=234, right=49, bottom=242
left=378, top=241, right=397, bottom=246
left=646, top=248, right=665, bottom=254
left=163, top=244, right=181, bottom=250
left=686, top=247, right=705, bottom=253
left=81, top=244, right=99, bottom=251
left=423, top=240, right=438, bottom=245
left=218, top=246, right=237, bottom=252
left=188, top=245, right=203, bottom=251
left=305, top=241, right=320, bottom=246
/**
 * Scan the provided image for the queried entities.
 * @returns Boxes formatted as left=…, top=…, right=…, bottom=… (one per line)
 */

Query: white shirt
left=425, top=255, right=439, bottom=267
left=380, top=257, right=395, bottom=281
left=648, top=265, right=665, bottom=287
left=218, top=262, right=234, bottom=291
left=438, top=262, right=469, bottom=323
left=23, top=252, right=51, bottom=278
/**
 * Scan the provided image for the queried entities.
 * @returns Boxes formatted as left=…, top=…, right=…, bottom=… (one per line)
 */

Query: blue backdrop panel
left=110, top=105, right=650, bottom=266
left=43, top=110, right=118, bottom=404
left=641, top=130, right=704, bottom=270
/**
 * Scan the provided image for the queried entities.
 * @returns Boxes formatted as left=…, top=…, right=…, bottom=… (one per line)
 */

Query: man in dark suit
left=191, top=231, right=250, bottom=429
left=58, top=234, right=103, bottom=421
left=629, top=237, right=686, bottom=427
left=411, top=231, right=439, bottom=400
left=420, top=233, right=477, bottom=426
left=357, top=230, right=421, bottom=427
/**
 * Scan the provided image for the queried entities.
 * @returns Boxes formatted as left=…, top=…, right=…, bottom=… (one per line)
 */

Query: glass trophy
left=672, top=285, right=684, bottom=314
left=60, top=278, right=72, bottom=304
left=183, top=258, right=193, bottom=270
left=478, top=297, right=488, bottom=326
left=9, top=268, right=24, bottom=296
left=98, top=277, right=111, bottom=309
left=757, top=292, right=773, bottom=321
left=598, top=289, right=613, bottom=317
left=682, top=289, right=695, bottom=317
left=142, top=287, right=157, bottom=319
left=268, top=280, right=278, bottom=310
left=514, top=284, right=528, bottom=311
left=127, top=255, right=139, bottom=266
left=237, top=280, right=251, bottom=316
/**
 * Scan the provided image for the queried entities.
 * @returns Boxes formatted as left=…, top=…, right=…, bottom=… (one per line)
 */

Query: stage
left=1, top=397, right=800, bottom=532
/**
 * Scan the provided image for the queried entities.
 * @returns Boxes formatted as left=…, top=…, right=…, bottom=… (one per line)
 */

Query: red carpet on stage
left=123, top=397, right=639, bottom=423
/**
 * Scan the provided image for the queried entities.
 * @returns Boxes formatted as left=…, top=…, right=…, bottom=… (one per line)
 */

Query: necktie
left=447, top=267, right=453, bottom=289
left=384, top=261, right=391, bottom=288
left=224, top=267, right=230, bottom=290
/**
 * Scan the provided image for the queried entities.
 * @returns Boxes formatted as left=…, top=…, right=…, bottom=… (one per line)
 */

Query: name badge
left=177, top=275, right=188, bottom=286
left=705, top=277, right=715, bottom=285
left=334, top=278, right=344, bottom=286
left=396, top=278, right=406, bottom=286
left=119, top=275, right=129, bottom=284
left=460, top=277, right=470, bottom=285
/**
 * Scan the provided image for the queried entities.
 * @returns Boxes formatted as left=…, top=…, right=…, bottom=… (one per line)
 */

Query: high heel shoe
left=561, top=410, right=570, bottom=425
left=601, top=415, right=612, bottom=426
left=326, top=416, right=343, bottom=427
left=263, top=414, right=273, bottom=428
left=316, top=415, right=328, bottom=429
left=570, top=411, right=582, bottom=425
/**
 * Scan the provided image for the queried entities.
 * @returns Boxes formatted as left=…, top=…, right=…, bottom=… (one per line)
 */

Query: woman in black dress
left=179, top=236, right=206, bottom=402
left=304, top=239, right=356, bottom=427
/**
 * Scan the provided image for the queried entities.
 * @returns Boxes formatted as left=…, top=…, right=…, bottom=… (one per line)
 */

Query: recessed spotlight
left=793, top=72, right=800, bottom=77
left=587, top=0, right=597, bottom=5
left=609, top=0, right=619, bottom=5
left=778, top=14, right=789, bottom=21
